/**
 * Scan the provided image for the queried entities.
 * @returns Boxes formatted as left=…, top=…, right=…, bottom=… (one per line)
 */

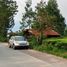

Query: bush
left=45, top=39, right=67, bottom=50
left=28, top=37, right=67, bottom=58
left=0, top=36, right=7, bottom=42
left=29, top=36, right=67, bottom=50
left=28, top=36, right=39, bottom=49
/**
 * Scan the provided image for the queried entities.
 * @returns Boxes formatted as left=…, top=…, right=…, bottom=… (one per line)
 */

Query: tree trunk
left=37, top=31, right=43, bottom=45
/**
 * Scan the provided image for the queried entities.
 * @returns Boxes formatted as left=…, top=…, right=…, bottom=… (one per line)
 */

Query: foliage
left=32, top=0, right=56, bottom=45
left=20, top=0, right=35, bottom=30
left=29, top=37, right=67, bottom=58
left=64, top=26, right=67, bottom=36
left=0, top=0, right=17, bottom=38
left=28, top=36, right=38, bottom=49
left=33, top=1, right=52, bottom=30
left=46, top=0, right=66, bottom=35
left=0, top=35, right=7, bottom=42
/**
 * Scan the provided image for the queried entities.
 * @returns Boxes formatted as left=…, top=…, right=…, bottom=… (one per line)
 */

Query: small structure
left=28, top=29, right=40, bottom=37
left=43, top=27, right=60, bottom=37
left=23, top=27, right=60, bottom=38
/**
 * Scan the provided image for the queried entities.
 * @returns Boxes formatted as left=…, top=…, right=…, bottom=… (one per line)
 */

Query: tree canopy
left=32, top=0, right=57, bottom=44
left=0, top=0, right=17, bottom=37
left=46, top=0, right=66, bottom=35
left=20, top=0, right=35, bottom=30
left=32, top=0, right=56, bottom=31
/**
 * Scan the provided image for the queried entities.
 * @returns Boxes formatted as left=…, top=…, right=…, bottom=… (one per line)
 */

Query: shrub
left=28, top=37, right=67, bottom=58
left=28, top=36, right=39, bottom=49
left=0, top=36, right=7, bottom=42
left=45, top=39, right=67, bottom=50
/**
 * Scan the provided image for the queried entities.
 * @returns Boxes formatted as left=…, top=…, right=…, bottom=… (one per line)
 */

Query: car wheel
left=12, top=44, right=16, bottom=49
left=25, top=46, right=29, bottom=49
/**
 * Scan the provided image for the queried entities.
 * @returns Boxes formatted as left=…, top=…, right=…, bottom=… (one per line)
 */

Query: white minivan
left=8, top=36, right=29, bottom=49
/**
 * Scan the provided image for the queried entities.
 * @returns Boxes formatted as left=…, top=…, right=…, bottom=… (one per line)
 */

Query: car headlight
left=14, top=42, right=19, bottom=46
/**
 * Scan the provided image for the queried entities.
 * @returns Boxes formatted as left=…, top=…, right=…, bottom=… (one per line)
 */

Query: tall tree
left=20, top=0, right=35, bottom=30
left=0, top=0, right=17, bottom=37
left=46, top=0, right=66, bottom=35
left=32, top=0, right=55, bottom=44
left=32, top=0, right=55, bottom=30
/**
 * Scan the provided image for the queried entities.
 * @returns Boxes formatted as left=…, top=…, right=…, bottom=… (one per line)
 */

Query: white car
left=8, top=36, right=29, bottom=49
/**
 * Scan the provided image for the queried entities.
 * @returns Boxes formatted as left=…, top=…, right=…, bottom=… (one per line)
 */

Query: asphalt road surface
left=0, top=43, right=67, bottom=67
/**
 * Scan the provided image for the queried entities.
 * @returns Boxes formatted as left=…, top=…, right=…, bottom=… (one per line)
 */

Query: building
left=23, top=27, right=60, bottom=38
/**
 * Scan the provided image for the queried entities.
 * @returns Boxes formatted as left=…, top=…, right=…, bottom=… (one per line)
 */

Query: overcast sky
left=13, top=0, right=67, bottom=32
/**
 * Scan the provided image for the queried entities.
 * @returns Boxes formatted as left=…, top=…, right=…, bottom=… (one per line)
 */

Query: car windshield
left=15, top=36, right=26, bottom=41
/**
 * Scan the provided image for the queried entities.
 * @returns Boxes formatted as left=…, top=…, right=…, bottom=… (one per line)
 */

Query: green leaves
left=0, top=0, right=17, bottom=37
left=21, top=0, right=34, bottom=30
left=46, top=0, right=66, bottom=35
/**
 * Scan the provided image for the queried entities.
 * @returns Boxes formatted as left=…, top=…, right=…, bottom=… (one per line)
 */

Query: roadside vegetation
left=28, top=36, right=67, bottom=58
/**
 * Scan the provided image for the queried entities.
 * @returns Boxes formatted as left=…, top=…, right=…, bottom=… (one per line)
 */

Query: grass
left=43, top=37, right=67, bottom=58
left=46, top=37, right=67, bottom=43
left=29, top=36, right=67, bottom=59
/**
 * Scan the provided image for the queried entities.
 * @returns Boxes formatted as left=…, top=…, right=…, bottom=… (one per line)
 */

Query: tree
left=46, top=0, right=66, bottom=35
left=32, top=0, right=55, bottom=44
left=20, top=0, right=35, bottom=30
left=64, top=26, right=67, bottom=36
left=0, top=0, right=17, bottom=37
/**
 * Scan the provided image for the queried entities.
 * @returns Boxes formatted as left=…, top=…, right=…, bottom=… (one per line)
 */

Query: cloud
left=57, top=0, right=67, bottom=23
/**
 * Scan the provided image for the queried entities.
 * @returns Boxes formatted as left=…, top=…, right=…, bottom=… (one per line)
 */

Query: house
left=43, top=27, right=60, bottom=37
left=23, top=27, right=60, bottom=38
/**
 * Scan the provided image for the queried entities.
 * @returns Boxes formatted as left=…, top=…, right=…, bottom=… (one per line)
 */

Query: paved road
left=0, top=43, right=67, bottom=67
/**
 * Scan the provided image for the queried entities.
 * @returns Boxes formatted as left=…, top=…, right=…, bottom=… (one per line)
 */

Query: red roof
left=43, top=27, right=60, bottom=37
left=29, top=29, right=40, bottom=36
left=28, top=27, right=60, bottom=37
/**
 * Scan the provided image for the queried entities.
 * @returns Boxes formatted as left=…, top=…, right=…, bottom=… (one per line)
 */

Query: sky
left=12, top=0, right=67, bottom=32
